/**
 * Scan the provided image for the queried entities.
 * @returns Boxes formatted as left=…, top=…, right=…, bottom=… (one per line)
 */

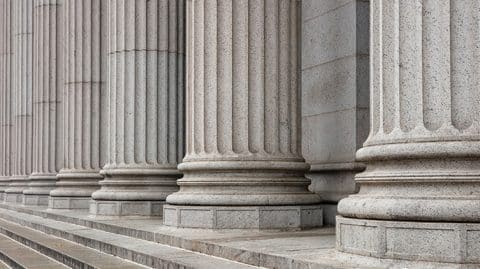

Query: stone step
left=0, top=203, right=336, bottom=269
left=0, top=218, right=151, bottom=269
left=0, top=207, right=261, bottom=269
left=0, top=232, right=68, bottom=269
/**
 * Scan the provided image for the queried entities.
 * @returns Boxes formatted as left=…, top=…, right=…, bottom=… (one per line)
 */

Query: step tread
left=0, top=232, right=68, bottom=269
left=0, top=208, right=260, bottom=269
left=0, top=218, right=151, bottom=269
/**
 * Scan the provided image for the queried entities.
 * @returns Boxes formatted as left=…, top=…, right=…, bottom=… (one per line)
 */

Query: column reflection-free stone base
left=23, top=194, right=49, bottom=206
left=336, top=216, right=480, bottom=264
left=89, top=200, right=165, bottom=216
left=4, top=193, right=23, bottom=204
left=49, top=197, right=92, bottom=210
left=163, top=205, right=323, bottom=229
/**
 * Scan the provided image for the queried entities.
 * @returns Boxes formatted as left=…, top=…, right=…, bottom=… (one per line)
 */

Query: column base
left=307, top=162, right=363, bottom=203
left=49, top=196, right=91, bottom=209
left=336, top=216, right=480, bottom=264
left=23, top=194, right=49, bottom=206
left=89, top=200, right=164, bottom=216
left=163, top=204, right=323, bottom=229
left=4, top=193, right=23, bottom=204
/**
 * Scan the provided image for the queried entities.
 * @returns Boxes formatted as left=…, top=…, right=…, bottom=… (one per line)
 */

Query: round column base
left=49, top=196, right=92, bottom=209
left=4, top=193, right=23, bottom=204
left=163, top=204, right=323, bottom=230
left=336, top=216, right=480, bottom=264
left=23, top=194, right=49, bottom=206
left=89, top=200, right=164, bottom=216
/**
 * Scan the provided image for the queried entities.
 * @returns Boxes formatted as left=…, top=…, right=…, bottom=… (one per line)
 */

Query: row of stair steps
left=0, top=206, right=261, bottom=269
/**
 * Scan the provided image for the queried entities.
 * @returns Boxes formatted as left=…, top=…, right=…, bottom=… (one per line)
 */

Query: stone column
left=49, top=0, right=107, bottom=209
left=25, top=0, right=63, bottom=206
left=337, top=0, right=480, bottom=263
left=90, top=0, right=184, bottom=216
left=5, top=0, right=34, bottom=204
left=164, top=0, right=322, bottom=229
left=0, top=0, right=13, bottom=202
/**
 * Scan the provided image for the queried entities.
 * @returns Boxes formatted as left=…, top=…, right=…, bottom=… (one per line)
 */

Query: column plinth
left=164, top=0, right=322, bottom=229
left=337, top=0, right=480, bottom=263
left=48, top=0, right=107, bottom=210
left=25, top=0, right=63, bottom=206
left=90, top=0, right=184, bottom=216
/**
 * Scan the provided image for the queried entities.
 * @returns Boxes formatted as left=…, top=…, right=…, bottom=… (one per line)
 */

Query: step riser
left=0, top=251, right=24, bottom=269
left=0, top=213, right=198, bottom=269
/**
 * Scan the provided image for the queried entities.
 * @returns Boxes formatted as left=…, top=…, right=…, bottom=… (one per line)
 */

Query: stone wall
left=301, top=0, right=369, bottom=225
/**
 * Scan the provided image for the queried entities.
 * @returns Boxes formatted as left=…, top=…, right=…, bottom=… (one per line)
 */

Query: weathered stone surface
left=90, top=0, right=185, bottom=216
left=6, top=0, right=34, bottom=205
left=165, top=0, right=322, bottom=229
left=0, top=0, right=14, bottom=202
left=337, top=0, right=480, bottom=263
left=0, top=232, right=69, bottom=269
left=337, top=216, right=480, bottom=264
left=90, top=200, right=164, bottom=217
left=25, top=0, right=64, bottom=206
left=0, top=207, right=259, bottom=269
left=164, top=205, right=323, bottom=229
left=49, top=0, right=108, bottom=210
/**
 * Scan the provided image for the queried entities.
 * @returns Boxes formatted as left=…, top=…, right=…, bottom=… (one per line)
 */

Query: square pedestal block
left=4, top=193, right=22, bottom=204
left=89, top=200, right=164, bottom=216
left=163, top=205, right=323, bottom=229
left=23, top=194, right=49, bottom=206
left=337, top=216, right=480, bottom=264
left=49, top=197, right=91, bottom=210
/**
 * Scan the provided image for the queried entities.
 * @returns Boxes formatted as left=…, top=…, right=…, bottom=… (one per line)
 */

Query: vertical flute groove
left=0, top=0, right=13, bottom=180
left=364, top=0, right=480, bottom=147
left=107, top=0, right=183, bottom=167
left=185, top=0, right=300, bottom=161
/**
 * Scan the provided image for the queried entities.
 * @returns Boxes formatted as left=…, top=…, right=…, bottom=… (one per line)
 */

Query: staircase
left=0, top=204, right=262, bottom=269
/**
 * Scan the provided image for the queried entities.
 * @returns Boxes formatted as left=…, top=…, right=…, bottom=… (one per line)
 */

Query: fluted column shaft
left=0, top=0, right=14, bottom=201
left=167, top=0, right=318, bottom=206
left=337, top=0, right=480, bottom=262
left=90, top=0, right=184, bottom=216
left=164, top=0, right=321, bottom=229
left=5, top=0, right=34, bottom=204
left=49, top=0, right=107, bottom=210
left=25, top=0, right=63, bottom=206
